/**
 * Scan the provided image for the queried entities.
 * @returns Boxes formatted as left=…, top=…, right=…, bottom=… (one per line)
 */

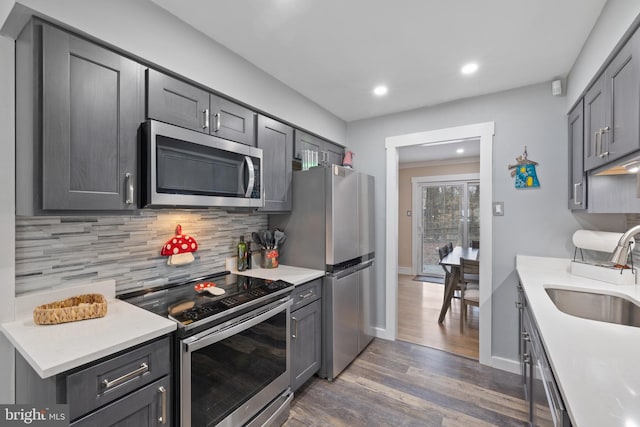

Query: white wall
left=1, top=0, right=346, bottom=144
left=347, top=82, right=625, bottom=363
left=567, top=0, right=640, bottom=108
left=0, top=32, right=16, bottom=403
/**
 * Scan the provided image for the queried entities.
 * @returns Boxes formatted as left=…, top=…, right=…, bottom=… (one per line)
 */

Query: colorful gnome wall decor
left=508, top=146, right=540, bottom=189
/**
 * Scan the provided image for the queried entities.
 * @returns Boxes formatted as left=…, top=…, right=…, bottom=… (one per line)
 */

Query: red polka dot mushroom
left=161, top=224, right=198, bottom=266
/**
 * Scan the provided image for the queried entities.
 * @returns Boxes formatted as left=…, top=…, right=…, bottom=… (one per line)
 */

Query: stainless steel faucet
left=610, top=224, right=640, bottom=266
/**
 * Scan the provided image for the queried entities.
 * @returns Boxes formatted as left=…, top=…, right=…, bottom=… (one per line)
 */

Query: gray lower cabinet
left=519, top=288, right=571, bottom=426
left=290, top=279, right=322, bottom=392
left=16, top=19, right=144, bottom=213
left=15, top=337, right=171, bottom=426
left=568, top=100, right=586, bottom=210
left=147, top=69, right=256, bottom=146
left=294, top=130, right=345, bottom=167
left=258, top=115, right=294, bottom=212
left=584, top=26, right=640, bottom=171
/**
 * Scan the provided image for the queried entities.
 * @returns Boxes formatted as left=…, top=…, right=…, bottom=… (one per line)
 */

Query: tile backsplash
left=15, top=209, right=268, bottom=295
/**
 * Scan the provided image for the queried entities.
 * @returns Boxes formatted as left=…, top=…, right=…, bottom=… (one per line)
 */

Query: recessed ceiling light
left=461, top=62, right=479, bottom=75
left=373, top=85, right=388, bottom=96
left=456, top=148, right=465, bottom=154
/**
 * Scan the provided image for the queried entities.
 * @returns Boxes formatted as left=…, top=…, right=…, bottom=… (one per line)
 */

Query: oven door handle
left=185, top=298, right=292, bottom=353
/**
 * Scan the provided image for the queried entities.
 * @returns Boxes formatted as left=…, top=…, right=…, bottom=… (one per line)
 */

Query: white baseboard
left=372, top=326, right=394, bottom=341
left=490, top=355, right=520, bottom=374
left=398, top=266, right=413, bottom=275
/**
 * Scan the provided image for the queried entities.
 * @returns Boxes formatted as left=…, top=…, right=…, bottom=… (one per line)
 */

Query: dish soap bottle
left=237, top=236, right=247, bottom=271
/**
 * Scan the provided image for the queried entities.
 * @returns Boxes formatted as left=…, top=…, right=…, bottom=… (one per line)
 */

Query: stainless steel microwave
left=142, top=120, right=263, bottom=208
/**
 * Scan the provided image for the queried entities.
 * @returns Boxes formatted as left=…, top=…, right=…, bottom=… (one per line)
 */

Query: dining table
left=438, top=246, right=479, bottom=323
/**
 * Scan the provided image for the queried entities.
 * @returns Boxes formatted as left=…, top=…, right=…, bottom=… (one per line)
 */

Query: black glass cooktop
left=118, top=272, right=293, bottom=330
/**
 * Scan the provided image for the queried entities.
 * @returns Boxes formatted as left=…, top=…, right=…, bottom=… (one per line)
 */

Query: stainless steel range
left=119, top=272, right=294, bottom=427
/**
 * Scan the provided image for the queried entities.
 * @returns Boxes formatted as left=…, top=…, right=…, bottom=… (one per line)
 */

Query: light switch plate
left=493, top=201, right=504, bottom=216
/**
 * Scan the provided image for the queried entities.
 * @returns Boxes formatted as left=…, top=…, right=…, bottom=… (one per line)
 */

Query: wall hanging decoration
left=508, top=146, right=540, bottom=189
left=161, top=224, right=198, bottom=265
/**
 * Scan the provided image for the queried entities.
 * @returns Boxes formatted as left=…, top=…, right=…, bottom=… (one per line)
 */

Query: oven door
left=180, top=297, right=292, bottom=427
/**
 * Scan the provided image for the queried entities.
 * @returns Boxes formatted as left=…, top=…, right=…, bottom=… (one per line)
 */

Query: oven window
left=190, top=311, right=287, bottom=426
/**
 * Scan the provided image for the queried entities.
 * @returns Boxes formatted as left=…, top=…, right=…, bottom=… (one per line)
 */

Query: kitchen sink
left=545, top=287, right=640, bottom=327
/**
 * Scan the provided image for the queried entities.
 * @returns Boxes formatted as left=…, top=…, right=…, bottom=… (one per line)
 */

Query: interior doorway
left=383, top=122, right=494, bottom=367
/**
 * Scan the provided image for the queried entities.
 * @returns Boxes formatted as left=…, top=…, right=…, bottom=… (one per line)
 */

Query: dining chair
left=447, top=241, right=454, bottom=252
left=471, top=240, right=480, bottom=249
left=437, top=245, right=451, bottom=284
left=459, top=257, right=480, bottom=333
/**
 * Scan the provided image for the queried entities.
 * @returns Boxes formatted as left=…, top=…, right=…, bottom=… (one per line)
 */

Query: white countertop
left=226, top=257, right=325, bottom=285
left=1, top=280, right=176, bottom=379
left=516, top=255, right=640, bottom=427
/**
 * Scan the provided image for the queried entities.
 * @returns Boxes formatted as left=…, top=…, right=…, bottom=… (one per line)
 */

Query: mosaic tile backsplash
left=15, top=209, right=268, bottom=295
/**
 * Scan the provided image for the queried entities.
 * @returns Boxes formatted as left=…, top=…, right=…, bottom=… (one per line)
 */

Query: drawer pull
left=298, top=290, right=315, bottom=300
left=158, top=385, right=167, bottom=424
left=101, top=362, right=148, bottom=390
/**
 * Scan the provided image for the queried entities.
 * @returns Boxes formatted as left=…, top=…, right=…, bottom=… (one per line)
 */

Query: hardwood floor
left=285, top=339, right=528, bottom=426
left=397, top=274, right=479, bottom=359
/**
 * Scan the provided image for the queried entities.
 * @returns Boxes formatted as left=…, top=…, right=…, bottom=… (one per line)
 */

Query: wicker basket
left=33, top=293, right=108, bottom=325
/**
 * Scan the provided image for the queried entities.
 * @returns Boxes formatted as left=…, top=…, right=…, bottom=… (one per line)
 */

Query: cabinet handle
left=523, top=353, right=531, bottom=364
left=291, top=316, right=298, bottom=339
left=213, top=113, right=221, bottom=132
left=125, top=173, right=134, bottom=205
left=600, top=126, right=610, bottom=157
left=515, top=301, right=522, bottom=309
left=101, top=362, right=148, bottom=390
left=158, top=385, right=167, bottom=425
left=203, top=108, right=210, bottom=130
left=574, top=182, right=582, bottom=205
left=595, top=129, right=602, bottom=157
left=521, top=331, right=530, bottom=341
left=298, top=290, right=315, bottom=300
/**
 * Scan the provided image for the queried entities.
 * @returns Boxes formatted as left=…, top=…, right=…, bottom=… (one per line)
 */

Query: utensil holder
left=261, top=248, right=279, bottom=268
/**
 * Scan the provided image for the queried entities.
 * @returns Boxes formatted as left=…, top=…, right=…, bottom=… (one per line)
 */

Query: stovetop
left=118, top=272, right=294, bottom=332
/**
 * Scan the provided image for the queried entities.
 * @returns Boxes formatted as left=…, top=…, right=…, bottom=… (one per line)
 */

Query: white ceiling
left=151, top=0, right=606, bottom=123
left=398, top=138, right=480, bottom=165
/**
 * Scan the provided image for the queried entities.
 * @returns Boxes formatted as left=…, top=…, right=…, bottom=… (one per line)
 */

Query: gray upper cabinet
left=568, top=100, right=586, bottom=210
left=294, top=129, right=345, bottom=166
left=147, top=69, right=256, bottom=146
left=324, top=141, right=346, bottom=167
left=258, top=115, right=293, bottom=212
left=147, top=68, right=210, bottom=133
left=16, top=20, right=144, bottom=213
left=209, top=94, right=257, bottom=146
left=584, top=28, right=640, bottom=171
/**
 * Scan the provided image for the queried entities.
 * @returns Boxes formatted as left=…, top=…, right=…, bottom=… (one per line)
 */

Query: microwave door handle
left=243, top=156, right=255, bottom=197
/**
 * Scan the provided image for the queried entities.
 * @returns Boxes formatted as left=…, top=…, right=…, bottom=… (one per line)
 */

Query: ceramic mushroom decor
left=161, top=224, right=198, bottom=266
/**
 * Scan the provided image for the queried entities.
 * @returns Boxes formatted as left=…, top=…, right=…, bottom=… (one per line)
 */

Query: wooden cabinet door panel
left=210, top=94, right=256, bottom=145
left=42, top=25, right=142, bottom=210
left=147, top=69, right=209, bottom=133
left=257, top=116, right=293, bottom=211
left=568, top=100, right=586, bottom=210
left=293, top=130, right=322, bottom=160
left=291, top=299, right=321, bottom=391
left=71, top=376, right=170, bottom=427
left=583, top=74, right=606, bottom=171
left=604, top=30, right=640, bottom=161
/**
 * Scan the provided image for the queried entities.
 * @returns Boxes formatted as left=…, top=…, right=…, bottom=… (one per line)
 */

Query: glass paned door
left=418, top=180, right=479, bottom=277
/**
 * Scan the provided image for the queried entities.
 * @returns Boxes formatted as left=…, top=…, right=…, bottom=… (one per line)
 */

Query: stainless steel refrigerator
left=271, top=165, right=375, bottom=381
